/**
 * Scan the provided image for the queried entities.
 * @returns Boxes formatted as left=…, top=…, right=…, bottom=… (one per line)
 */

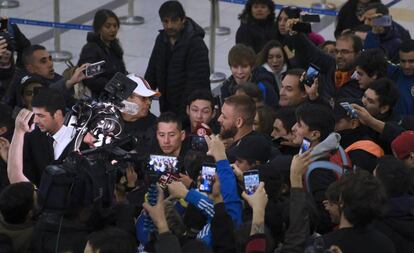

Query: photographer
left=5, top=45, right=89, bottom=110
left=0, top=20, right=31, bottom=100
left=285, top=18, right=364, bottom=102
left=120, top=74, right=159, bottom=155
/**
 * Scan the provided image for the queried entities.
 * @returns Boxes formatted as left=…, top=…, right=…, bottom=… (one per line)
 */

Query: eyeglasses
left=334, top=49, right=354, bottom=55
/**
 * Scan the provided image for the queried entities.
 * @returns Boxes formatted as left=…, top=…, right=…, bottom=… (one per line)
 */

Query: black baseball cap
left=227, top=135, right=272, bottom=163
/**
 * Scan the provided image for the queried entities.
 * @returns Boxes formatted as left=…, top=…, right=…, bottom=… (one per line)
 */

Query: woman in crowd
left=253, top=106, right=277, bottom=138
left=78, top=9, right=127, bottom=97
left=276, top=6, right=325, bottom=47
left=255, top=40, right=291, bottom=94
left=235, top=0, right=279, bottom=53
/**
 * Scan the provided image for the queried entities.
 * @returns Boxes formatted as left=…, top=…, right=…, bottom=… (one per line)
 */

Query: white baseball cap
left=127, top=73, right=160, bottom=97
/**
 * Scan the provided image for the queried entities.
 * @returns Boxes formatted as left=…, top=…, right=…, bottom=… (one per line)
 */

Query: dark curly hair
left=239, top=0, right=275, bottom=24
left=338, top=170, right=387, bottom=228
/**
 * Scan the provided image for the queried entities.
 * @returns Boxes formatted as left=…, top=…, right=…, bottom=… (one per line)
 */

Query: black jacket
left=78, top=32, right=127, bottom=97
left=235, top=19, right=279, bottom=53
left=287, top=33, right=364, bottom=102
left=145, top=17, right=210, bottom=118
left=334, top=1, right=364, bottom=38
left=322, top=226, right=396, bottom=253
left=23, top=128, right=74, bottom=186
left=374, top=196, right=414, bottom=253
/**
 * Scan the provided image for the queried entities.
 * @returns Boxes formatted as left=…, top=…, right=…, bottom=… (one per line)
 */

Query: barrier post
left=49, top=0, right=72, bottom=62
left=204, top=0, right=230, bottom=36
left=209, top=0, right=226, bottom=83
left=119, top=0, right=144, bottom=25
left=0, top=0, right=19, bottom=8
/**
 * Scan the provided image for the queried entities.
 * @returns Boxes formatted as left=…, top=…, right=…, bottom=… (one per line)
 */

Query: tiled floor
left=1, top=0, right=413, bottom=114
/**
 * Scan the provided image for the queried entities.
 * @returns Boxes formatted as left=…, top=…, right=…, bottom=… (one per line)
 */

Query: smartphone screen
left=299, top=138, right=311, bottom=154
left=372, top=15, right=392, bottom=27
left=243, top=170, right=260, bottom=195
left=28, top=114, right=34, bottom=128
left=339, top=102, right=358, bottom=119
left=148, top=155, right=178, bottom=174
left=199, top=165, right=216, bottom=193
left=303, top=64, right=320, bottom=86
left=85, top=60, right=105, bottom=77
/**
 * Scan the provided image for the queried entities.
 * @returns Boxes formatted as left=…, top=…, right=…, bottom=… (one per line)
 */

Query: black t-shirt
left=322, top=226, right=396, bottom=253
left=121, top=113, right=157, bottom=155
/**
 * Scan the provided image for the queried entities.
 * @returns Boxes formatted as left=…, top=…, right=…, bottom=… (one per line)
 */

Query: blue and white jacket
left=185, top=159, right=243, bottom=246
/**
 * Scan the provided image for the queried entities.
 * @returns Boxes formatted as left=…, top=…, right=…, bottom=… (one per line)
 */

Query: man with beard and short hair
left=218, top=95, right=271, bottom=161
left=285, top=22, right=364, bottom=102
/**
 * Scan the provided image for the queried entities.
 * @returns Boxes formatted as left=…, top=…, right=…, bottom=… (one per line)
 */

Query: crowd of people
left=0, top=0, right=413, bottom=252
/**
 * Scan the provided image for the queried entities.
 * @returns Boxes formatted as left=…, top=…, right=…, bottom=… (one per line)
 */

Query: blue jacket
left=364, top=24, right=402, bottom=63
left=136, top=160, right=242, bottom=247
left=388, top=64, right=414, bottom=116
left=185, top=159, right=243, bottom=246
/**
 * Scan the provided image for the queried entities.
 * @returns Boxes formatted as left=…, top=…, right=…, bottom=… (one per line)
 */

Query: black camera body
left=0, top=31, right=16, bottom=52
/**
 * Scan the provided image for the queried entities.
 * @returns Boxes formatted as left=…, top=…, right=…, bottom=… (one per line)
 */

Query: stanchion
left=204, top=0, right=230, bottom=36
left=311, top=0, right=336, bottom=10
left=209, top=0, right=226, bottom=83
left=0, top=0, right=19, bottom=8
left=49, top=0, right=72, bottom=62
left=119, top=0, right=144, bottom=25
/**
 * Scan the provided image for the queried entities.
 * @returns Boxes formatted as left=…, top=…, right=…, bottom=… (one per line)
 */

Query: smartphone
left=372, top=15, right=392, bottom=27
left=299, top=138, right=311, bottom=155
left=292, top=22, right=312, bottom=33
left=300, top=14, right=320, bottom=23
left=199, top=164, right=216, bottom=193
left=303, top=64, right=320, bottom=87
left=243, top=170, right=260, bottom=195
left=84, top=60, right=105, bottom=77
left=0, top=18, right=8, bottom=31
left=28, top=113, right=35, bottom=128
left=339, top=102, right=358, bottom=119
left=148, top=154, right=178, bottom=174
left=190, top=135, right=208, bottom=153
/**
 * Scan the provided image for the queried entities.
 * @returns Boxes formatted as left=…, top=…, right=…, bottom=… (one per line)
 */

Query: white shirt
left=51, top=125, right=75, bottom=160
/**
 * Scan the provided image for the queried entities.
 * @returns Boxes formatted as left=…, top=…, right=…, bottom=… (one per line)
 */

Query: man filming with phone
left=6, top=45, right=89, bottom=109
left=363, top=3, right=406, bottom=63
left=285, top=16, right=364, bottom=102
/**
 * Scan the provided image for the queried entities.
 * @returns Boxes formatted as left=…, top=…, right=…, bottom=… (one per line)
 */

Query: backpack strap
left=305, top=161, right=344, bottom=193
left=338, top=146, right=350, bottom=167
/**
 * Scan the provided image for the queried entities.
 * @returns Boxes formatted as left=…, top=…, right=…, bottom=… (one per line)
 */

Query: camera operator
left=120, top=74, right=159, bottom=155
